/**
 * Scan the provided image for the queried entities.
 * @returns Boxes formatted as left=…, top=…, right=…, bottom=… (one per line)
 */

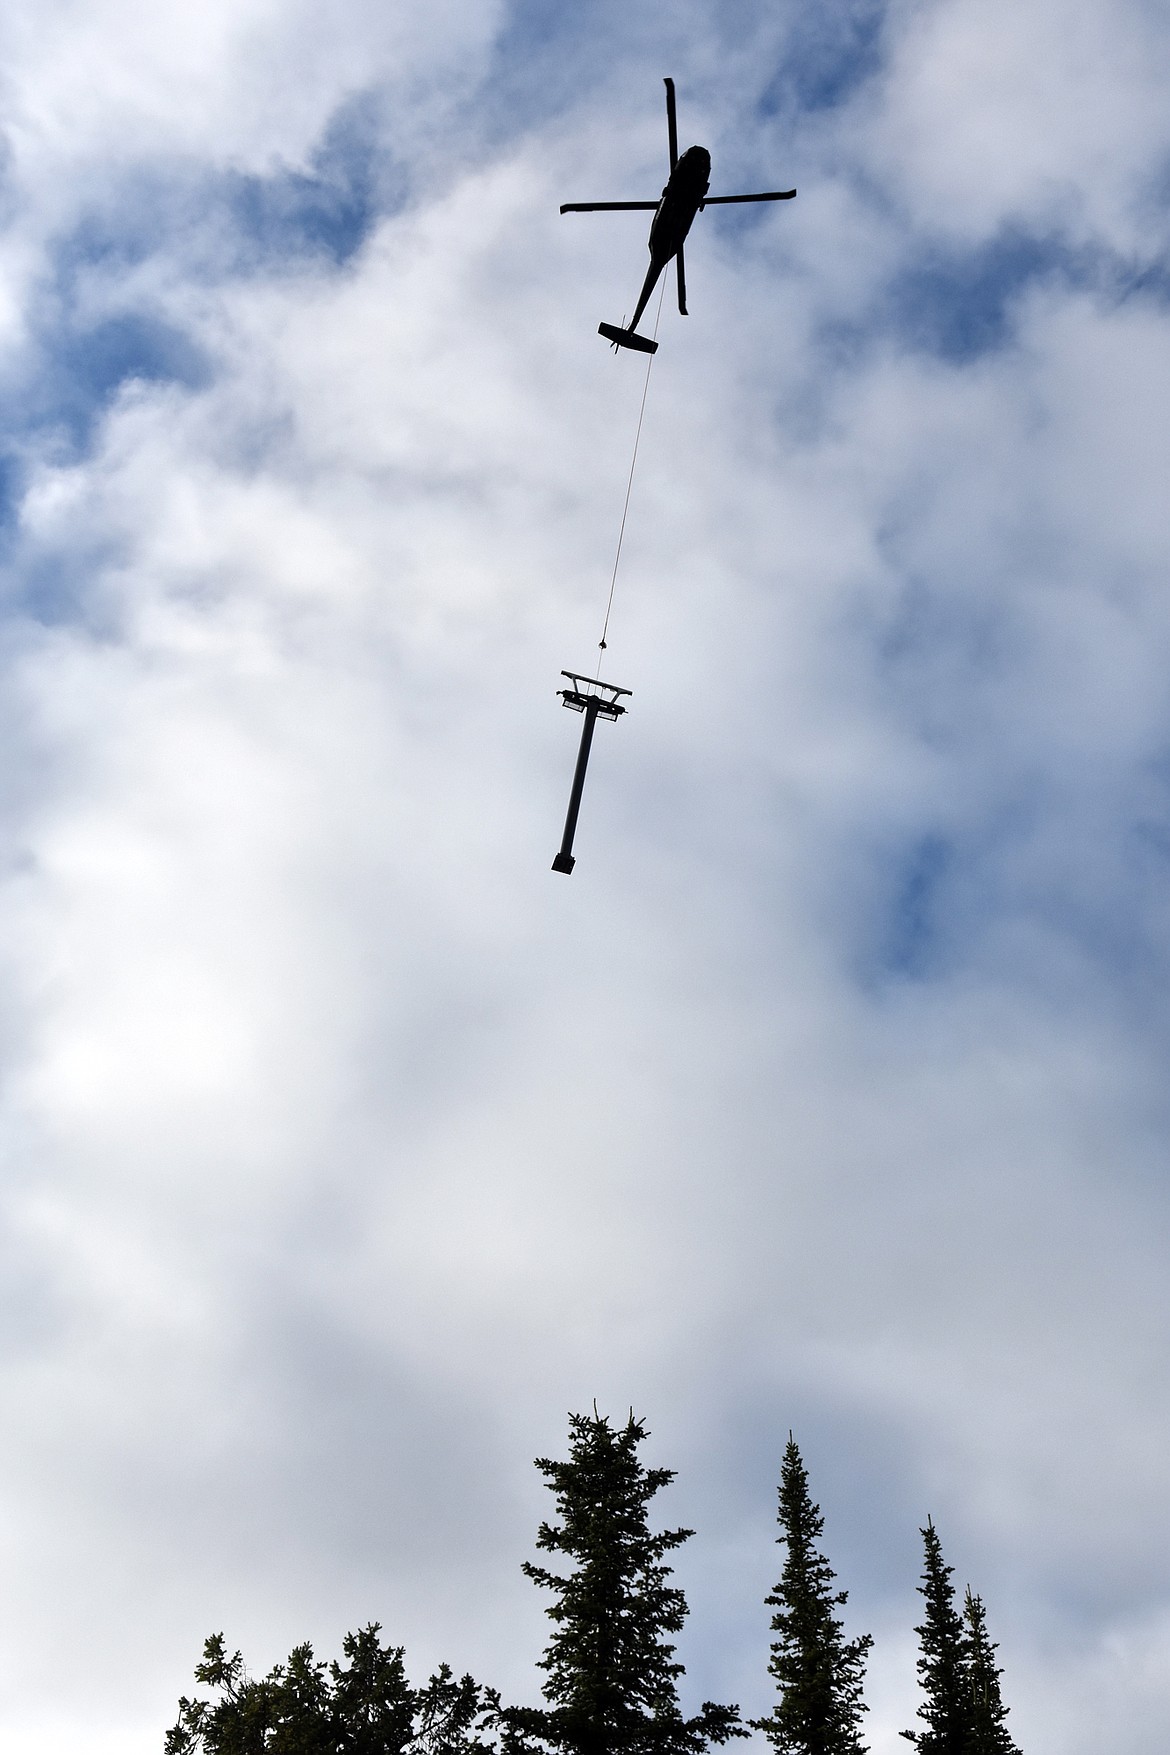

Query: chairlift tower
left=551, top=672, right=631, bottom=874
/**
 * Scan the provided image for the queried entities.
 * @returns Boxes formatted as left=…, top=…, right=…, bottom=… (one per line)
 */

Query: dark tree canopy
left=165, top=1625, right=492, bottom=1755
left=961, top=1590, right=1021, bottom=1755
left=752, top=1435, right=871, bottom=1755
left=901, top=1521, right=969, bottom=1754
left=902, top=1524, right=1023, bottom=1755
left=162, top=1421, right=1023, bottom=1755
left=497, top=1409, right=745, bottom=1755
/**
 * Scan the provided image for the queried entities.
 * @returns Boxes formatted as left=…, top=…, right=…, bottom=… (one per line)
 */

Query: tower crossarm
left=558, top=671, right=632, bottom=720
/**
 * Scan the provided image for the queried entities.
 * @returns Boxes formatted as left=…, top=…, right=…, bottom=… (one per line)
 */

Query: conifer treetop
left=165, top=1625, right=492, bottom=1755
left=753, top=1435, right=872, bottom=1755
left=498, top=1409, right=745, bottom=1755
left=961, top=1589, right=1022, bottom=1755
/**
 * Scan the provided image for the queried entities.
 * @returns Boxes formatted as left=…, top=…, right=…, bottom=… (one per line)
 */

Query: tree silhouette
left=961, top=1590, right=1021, bottom=1755
left=497, top=1409, right=745, bottom=1755
left=901, top=1523, right=971, bottom=1755
left=166, top=1625, right=491, bottom=1755
left=752, top=1435, right=871, bottom=1755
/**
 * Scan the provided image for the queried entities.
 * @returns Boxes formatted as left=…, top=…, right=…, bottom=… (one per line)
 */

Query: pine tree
left=166, top=1626, right=492, bottom=1755
left=961, top=1591, right=1020, bottom=1755
left=498, top=1409, right=745, bottom=1755
left=901, top=1522, right=970, bottom=1755
left=752, top=1435, right=872, bottom=1755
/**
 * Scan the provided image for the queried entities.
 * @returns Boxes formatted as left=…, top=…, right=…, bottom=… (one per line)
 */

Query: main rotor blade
left=676, top=245, right=687, bottom=316
left=560, top=200, right=660, bottom=213
left=701, top=189, right=797, bottom=205
left=664, top=77, right=679, bottom=171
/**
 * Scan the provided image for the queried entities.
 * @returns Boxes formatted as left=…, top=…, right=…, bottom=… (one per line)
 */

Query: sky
left=1, top=0, right=1170, bottom=1748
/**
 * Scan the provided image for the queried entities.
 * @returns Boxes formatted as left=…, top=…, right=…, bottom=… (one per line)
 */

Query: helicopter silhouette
left=560, top=78, right=796, bottom=354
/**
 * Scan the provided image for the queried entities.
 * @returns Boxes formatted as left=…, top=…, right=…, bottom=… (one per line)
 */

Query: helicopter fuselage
left=567, top=78, right=795, bottom=353
left=647, top=145, right=711, bottom=271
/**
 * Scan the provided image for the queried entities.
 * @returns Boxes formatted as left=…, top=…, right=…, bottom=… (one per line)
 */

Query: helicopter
left=560, top=78, right=796, bottom=354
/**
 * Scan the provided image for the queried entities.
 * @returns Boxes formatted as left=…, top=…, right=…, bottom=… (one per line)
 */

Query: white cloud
left=1, top=2, right=1170, bottom=1751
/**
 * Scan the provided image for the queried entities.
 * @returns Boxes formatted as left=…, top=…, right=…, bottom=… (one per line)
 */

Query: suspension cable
left=597, top=276, right=668, bottom=655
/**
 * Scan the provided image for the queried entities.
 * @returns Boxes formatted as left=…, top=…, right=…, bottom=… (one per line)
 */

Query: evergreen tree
left=901, top=1523, right=970, bottom=1755
left=166, top=1625, right=491, bottom=1755
left=961, top=1591, right=1020, bottom=1755
left=497, top=1409, right=745, bottom=1755
left=752, top=1435, right=872, bottom=1755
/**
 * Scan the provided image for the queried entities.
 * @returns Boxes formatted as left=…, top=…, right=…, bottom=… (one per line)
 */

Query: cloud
left=0, top=2, right=1170, bottom=1753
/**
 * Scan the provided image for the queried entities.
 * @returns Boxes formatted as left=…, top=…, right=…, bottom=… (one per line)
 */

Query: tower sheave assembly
left=551, top=673, right=631, bottom=874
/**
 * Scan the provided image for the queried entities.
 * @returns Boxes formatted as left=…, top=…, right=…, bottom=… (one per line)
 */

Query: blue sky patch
left=59, top=313, right=210, bottom=404
left=0, top=453, right=22, bottom=538
left=1117, top=253, right=1170, bottom=306
left=887, top=228, right=1075, bottom=362
left=760, top=0, right=886, bottom=118
left=51, top=90, right=400, bottom=299
left=877, top=832, right=954, bottom=978
left=22, top=312, right=213, bottom=457
left=225, top=93, right=392, bottom=271
left=819, top=226, right=1170, bottom=374
left=477, top=0, right=625, bottom=146
left=3, top=91, right=400, bottom=471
